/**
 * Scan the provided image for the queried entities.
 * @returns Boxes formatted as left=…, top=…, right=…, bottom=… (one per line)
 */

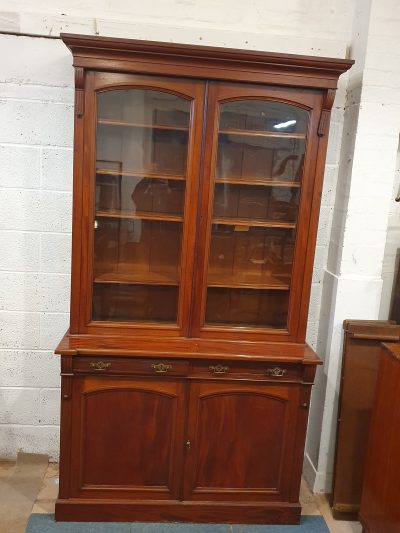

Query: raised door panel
left=191, top=82, right=323, bottom=342
left=183, top=381, right=299, bottom=501
left=76, top=72, right=205, bottom=336
left=360, top=348, right=400, bottom=533
left=69, top=377, right=185, bottom=500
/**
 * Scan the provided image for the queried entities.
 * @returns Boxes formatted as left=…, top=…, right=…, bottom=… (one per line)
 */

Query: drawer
left=191, top=361, right=303, bottom=381
left=73, top=357, right=189, bottom=377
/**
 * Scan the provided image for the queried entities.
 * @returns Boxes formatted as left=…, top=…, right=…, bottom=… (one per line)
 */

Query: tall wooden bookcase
left=55, top=33, right=353, bottom=523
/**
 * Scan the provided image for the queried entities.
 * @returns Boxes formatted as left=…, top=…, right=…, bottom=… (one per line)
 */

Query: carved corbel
left=74, top=67, right=85, bottom=118
left=318, top=88, right=336, bottom=137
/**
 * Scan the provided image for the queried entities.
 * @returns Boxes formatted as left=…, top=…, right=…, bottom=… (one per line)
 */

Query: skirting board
left=303, top=453, right=333, bottom=494
left=55, top=499, right=302, bottom=524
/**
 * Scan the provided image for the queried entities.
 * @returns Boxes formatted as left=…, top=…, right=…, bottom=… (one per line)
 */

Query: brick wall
left=0, top=18, right=348, bottom=462
left=0, top=1, right=351, bottom=463
left=380, top=144, right=400, bottom=319
left=0, top=35, right=74, bottom=458
left=304, top=0, right=400, bottom=492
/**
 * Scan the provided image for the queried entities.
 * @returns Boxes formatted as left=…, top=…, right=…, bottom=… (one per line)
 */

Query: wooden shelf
left=96, top=169, right=186, bottom=181
left=215, top=177, right=301, bottom=188
left=212, top=217, right=296, bottom=229
left=94, top=270, right=179, bottom=286
left=208, top=271, right=290, bottom=290
left=219, top=128, right=305, bottom=139
left=98, top=118, right=188, bottom=132
left=96, top=210, right=183, bottom=223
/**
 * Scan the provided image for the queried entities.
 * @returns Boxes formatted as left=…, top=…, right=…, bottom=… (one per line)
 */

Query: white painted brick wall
left=0, top=0, right=354, bottom=464
left=380, top=141, right=400, bottom=318
left=0, top=32, right=74, bottom=460
left=304, top=0, right=400, bottom=493
left=0, top=145, right=40, bottom=188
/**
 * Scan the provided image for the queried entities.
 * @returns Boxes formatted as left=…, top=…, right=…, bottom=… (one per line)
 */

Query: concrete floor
left=0, top=454, right=362, bottom=533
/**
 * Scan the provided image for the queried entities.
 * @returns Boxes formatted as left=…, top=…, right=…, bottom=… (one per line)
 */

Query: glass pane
left=208, top=226, right=295, bottom=288
left=93, top=89, right=190, bottom=324
left=93, top=285, right=178, bottom=322
left=205, top=288, right=289, bottom=328
left=213, top=184, right=299, bottom=223
left=96, top=175, right=185, bottom=216
left=219, top=100, right=307, bottom=134
left=205, top=100, right=308, bottom=330
left=217, top=136, right=305, bottom=183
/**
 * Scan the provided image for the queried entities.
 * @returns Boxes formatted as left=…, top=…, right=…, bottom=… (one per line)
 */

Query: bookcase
left=55, top=33, right=353, bottom=523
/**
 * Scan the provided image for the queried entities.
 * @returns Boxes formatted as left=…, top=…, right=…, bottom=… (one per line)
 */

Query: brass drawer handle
left=89, top=361, right=111, bottom=371
left=266, top=367, right=287, bottom=377
left=151, top=363, right=172, bottom=373
left=209, top=364, right=229, bottom=375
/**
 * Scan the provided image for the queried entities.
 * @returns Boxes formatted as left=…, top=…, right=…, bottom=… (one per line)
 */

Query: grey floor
left=26, top=514, right=330, bottom=533
left=0, top=455, right=362, bottom=533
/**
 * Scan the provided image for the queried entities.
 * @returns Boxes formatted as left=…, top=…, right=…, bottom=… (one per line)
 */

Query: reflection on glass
left=205, top=288, right=289, bottom=328
left=96, top=176, right=185, bottom=216
left=217, top=101, right=307, bottom=184
left=96, top=90, right=190, bottom=178
left=92, top=89, right=190, bottom=323
left=205, top=100, right=309, bottom=329
left=93, top=284, right=178, bottom=322
left=217, top=137, right=305, bottom=182
left=208, top=226, right=295, bottom=288
left=213, top=184, right=299, bottom=223
left=219, top=100, right=307, bottom=134
left=94, top=219, right=182, bottom=282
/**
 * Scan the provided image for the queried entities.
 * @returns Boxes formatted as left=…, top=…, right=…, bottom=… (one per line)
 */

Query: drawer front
left=191, top=361, right=303, bottom=381
left=73, top=357, right=189, bottom=377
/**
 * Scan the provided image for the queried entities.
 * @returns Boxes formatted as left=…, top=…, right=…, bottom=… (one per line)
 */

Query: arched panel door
left=191, top=82, right=323, bottom=342
left=183, top=381, right=299, bottom=501
left=77, top=73, right=205, bottom=335
left=69, top=377, right=186, bottom=500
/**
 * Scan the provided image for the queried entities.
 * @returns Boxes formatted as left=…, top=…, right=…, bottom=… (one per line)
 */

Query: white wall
left=1, top=0, right=397, bottom=495
left=0, top=35, right=74, bottom=459
left=305, top=0, right=400, bottom=492
left=380, top=143, right=400, bottom=319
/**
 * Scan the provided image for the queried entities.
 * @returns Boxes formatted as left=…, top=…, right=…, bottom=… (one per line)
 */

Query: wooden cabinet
left=184, top=381, right=300, bottom=501
left=68, top=377, right=186, bottom=501
left=56, top=33, right=353, bottom=523
left=331, top=320, right=400, bottom=521
left=360, top=343, right=400, bottom=533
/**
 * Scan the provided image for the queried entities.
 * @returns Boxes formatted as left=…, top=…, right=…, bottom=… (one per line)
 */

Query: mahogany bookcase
left=55, top=33, right=353, bottom=523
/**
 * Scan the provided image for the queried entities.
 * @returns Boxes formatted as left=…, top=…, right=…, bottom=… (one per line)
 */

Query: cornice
left=61, top=33, right=354, bottom=90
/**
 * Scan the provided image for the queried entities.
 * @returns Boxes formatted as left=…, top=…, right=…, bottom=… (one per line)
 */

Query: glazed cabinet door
left=68, top=376, right=186, bottom=500
left=76, top=73, right=205, bottom=335
left=191, top=82, right=323, bottom=341
left=183, top=381, right=300, bottom=501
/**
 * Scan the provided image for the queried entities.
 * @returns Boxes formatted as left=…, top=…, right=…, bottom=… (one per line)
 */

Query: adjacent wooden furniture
left=55, top=33, right=353, bottom=523
left=389, top=249, right=400, bottom=323
left=360, top=343, right=400, bottom=533
left=331, top=320, right=400, bottom=520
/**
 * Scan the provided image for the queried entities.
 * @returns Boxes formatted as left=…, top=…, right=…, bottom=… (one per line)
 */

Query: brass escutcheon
left=266, top=367, right=287, bottom=377
left=89, top=361, right=111, bottom=371
left=209, top=364, right=229, bottom=375
left=151, top=363, right=172, bottom=373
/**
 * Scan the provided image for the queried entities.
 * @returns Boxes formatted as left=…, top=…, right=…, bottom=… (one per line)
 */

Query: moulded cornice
left=61, top=33, right=354, bottom=90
